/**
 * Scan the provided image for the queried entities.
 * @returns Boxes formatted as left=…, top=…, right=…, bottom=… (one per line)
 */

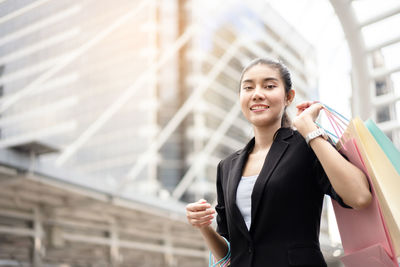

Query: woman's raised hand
left=186, top=199, right=215, bottom=228
left=293, top=101, right=323, bottom=137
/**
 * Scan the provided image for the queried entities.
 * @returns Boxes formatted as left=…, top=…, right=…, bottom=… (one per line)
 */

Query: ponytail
left=281, top=108, right=291, bottom=128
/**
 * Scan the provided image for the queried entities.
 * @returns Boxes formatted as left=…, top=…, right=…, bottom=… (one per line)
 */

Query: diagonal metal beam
left=114, top=38, right=243, bottom=193
left=0, top=28, right=80, bottom=65
left=359, top=5, right=400, bottom=28
left=0, top=5, right=81, bottom=47
left=0, top=121, right=76, bottom=149
left=0, top=0, right=149, bottom=114
left=55, top=26, right=196, bottom=166
left=0, top=0, right=51, bottom=26
left=366, top=34, right=400, bottom=53
left=372, top=65, right=400, bottom=79
left=172, top=103, right=242, bottom=199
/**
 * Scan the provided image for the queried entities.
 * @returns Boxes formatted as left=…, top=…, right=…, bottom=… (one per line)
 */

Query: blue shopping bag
left=365, top=119, right=400, bottom=175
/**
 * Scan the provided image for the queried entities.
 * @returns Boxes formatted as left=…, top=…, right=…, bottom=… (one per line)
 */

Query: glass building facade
left=0, top=0, right=317, bottom=201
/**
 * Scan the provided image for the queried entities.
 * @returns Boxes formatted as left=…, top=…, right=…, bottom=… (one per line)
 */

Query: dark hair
left=239, top=58, right=292, bottom=128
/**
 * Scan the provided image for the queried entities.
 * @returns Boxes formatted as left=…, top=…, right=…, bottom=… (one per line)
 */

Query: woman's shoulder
left=219, top=137, right=255, bottom=163
left=287, top=127, right=302, bottom=138
left=283, top=128, right=316, bottom=158
left=274, top=127, right=304, bottom=143
left=288, top=128, right=309, bottom=145
left=219, top=149, right=242, bottom=165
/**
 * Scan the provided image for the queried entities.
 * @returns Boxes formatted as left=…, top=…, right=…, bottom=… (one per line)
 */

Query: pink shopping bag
left=341, top=244, right=397, bottom=267
left=331, top=137, right=397, bottom=266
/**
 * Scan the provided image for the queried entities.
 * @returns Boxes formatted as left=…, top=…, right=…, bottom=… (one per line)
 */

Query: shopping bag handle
left=321, top=103, right=350, bottom=124
left=313, top=102, right=350, bottom=150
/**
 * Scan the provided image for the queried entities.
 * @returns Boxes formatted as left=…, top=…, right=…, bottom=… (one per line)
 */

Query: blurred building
left=0, top=0, right=354, bottom=266
left=371, top=50, right=399, bottom=144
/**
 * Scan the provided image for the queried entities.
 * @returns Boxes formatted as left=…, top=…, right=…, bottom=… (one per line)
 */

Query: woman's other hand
left=293, top=101, right=322, bottom=137
left=186, top=199, right=215, bottom=228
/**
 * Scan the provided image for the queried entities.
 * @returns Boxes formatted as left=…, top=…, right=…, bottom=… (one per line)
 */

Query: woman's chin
left=249, top=118, right=280, bottom=128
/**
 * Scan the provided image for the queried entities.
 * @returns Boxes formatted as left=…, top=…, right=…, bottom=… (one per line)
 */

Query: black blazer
left=215, top=127, right=350, bottom=267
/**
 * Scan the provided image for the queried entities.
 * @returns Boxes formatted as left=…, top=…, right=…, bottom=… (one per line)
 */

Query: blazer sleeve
left=312, top=150, right=352, bottom=209
left=215, top=160, right=230, bottom=240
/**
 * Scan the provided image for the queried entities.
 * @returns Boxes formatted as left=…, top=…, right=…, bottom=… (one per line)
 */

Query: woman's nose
left=252, top=87, right=265, bottom=100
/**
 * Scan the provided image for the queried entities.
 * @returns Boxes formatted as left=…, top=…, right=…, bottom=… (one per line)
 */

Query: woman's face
left=239, top=64, right=288, bottom=128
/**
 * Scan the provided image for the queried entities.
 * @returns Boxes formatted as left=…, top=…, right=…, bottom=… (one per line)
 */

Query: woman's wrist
left=294, top=117, right=318, bottom=138
left=199, top=224, right=214, bottom=235
left=199, top=225, right=229, bottom=261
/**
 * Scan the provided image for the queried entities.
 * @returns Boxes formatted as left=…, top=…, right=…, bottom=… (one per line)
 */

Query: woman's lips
left=250, top=104, right=269, bottom=111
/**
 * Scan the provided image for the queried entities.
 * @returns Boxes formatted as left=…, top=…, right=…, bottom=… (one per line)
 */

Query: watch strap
left=305, top=128, right=326, bottom=145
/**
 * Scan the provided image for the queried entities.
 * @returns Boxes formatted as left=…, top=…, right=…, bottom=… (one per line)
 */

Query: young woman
left=186, top=58, right=372, bottom=267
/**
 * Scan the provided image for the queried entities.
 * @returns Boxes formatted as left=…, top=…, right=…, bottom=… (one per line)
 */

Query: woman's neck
left=252, top=123, right=282, bottom=154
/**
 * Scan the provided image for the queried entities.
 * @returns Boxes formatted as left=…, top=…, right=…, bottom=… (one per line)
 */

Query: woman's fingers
left=187, top=215, right=214, bottom=228
left=189, top=216, right=214, bottom=227
left=293, top=102, right=324, bottom=134
left=189, top=213, right=215, bottom=222
left=187, top=209, right=215, bottom=219
left=186, top=200, right=215, bottom=228
left=198, top=220, right=213, bottom=227
left=296, top=101, right=313, bottom=115
left=296, top=101, right=320, bottom=110
left=296, top=101, right=314, bottom=109
left=296, top=102, right=323, bottom=117
left=186, top=202, right=211, bottom=212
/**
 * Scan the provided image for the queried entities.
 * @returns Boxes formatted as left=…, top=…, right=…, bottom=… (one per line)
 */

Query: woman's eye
left=243, top=86, right=253, bottom=90
left=266, top=85, right=276, bottom=89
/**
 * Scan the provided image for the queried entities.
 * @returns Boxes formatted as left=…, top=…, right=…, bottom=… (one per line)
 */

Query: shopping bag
left=365, top=119, right=400, bottom=175
left=318, top=106, right=399, bottom=266
left=347, top=118, right=400, bottom=257
left=331, top=137, right=395, bottom=258
left=341, top=244, right=397, bottom=267
left=320, top=105, right=400, bottom=257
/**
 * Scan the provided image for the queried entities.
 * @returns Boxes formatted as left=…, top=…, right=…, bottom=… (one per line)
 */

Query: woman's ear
left=286, top=89, right=295, bottom=105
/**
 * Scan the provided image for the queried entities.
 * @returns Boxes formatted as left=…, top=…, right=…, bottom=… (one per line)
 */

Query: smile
left=250, top=105, right=270, bottom=111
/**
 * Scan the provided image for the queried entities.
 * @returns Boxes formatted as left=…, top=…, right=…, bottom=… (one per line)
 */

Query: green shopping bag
left=365, top=119, right=400, bottom=175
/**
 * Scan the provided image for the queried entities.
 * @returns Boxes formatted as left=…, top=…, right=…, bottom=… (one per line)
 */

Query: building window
left=375, top=80, right=388, bottom=96
left=376, top=106, right=391, bottom=123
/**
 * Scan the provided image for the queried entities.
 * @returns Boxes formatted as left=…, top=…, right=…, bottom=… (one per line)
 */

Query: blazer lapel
left=226, top=138, right=255, bottom=241
left=250, top=128, right=293, bottom=228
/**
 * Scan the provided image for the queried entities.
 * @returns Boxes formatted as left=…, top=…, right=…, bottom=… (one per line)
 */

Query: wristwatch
left=305, top=128, right=328, bottom=145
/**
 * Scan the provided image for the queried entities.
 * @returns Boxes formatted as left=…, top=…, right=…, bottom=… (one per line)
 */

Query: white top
left=236, top=175, right=258, bottom=230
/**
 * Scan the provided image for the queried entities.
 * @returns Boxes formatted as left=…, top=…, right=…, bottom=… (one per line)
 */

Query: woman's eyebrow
left=242, top=79, right=254, bottom=84
left=263, top=77, right=279, bottom=82
left=242, top=77, right=278, bottom=84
